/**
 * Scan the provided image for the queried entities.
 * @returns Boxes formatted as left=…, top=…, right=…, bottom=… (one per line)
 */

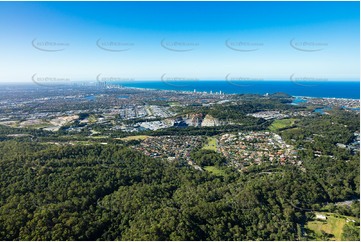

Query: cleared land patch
left=120, top=135, right=151, bottom=141
left=306, top=212, right=359, bottom=241
left=269, top=118, right=296, bottom=131
left=202, top=137, right=217, bottom=151
left=203, top=166, right=227, bottom=177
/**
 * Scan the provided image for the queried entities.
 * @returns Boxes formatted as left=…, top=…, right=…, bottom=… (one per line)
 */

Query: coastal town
left=0, top=85, right=358, bottom=133
left=0, top=84, right=358, bottom=173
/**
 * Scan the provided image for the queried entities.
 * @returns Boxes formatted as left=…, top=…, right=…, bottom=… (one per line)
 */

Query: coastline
left=121, top=84, right=360, bottom=101
left=0, top=81, right=359, bottom=100
left=293, top=95, right=360, bottom=101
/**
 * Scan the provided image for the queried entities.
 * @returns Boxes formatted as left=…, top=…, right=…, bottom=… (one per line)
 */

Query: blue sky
left=0, top=1, right=359, bottom=82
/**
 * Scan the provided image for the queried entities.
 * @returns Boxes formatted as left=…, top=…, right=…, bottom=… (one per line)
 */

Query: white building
left=315, top=214, right=327, bottom=220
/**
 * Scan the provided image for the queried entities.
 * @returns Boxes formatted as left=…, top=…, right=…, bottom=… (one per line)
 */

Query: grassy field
left=202, top=137, right=217, bottom=151
left=21, top=122, right=52, bottom=129
left=305, top=212, right=359, bottom=241
left=90, top=130, right=101, bottom=135
left=269, top=118, right=296, bottom=131
left=119, top=135, right=151, bottom=141
left=203, top=166, right=227, bottom=177
left=168, top=101, right=181, bottom=106
left=89, top=136, right=109, bottom=139
left=88, top=115, right=97, bottom=123
left=0, top=121, right=19, bottom=128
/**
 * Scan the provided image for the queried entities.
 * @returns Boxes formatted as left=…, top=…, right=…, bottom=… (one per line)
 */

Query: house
left=315, top=214, right=327, bottom=220
left=346, top=218, right=356, bottom=223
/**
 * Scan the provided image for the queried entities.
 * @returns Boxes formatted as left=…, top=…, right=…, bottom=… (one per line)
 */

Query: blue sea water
left=117, top=81, right=360, bottom=99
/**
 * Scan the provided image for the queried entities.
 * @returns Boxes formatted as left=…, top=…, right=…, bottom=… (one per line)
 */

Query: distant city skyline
left=0, top=1, right=359, bottom=83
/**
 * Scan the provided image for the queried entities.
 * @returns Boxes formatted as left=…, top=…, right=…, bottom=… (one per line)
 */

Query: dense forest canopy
left=0, top=137, right=359, bottom=240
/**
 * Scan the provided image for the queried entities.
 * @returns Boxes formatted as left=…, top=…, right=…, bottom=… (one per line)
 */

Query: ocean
left=117, top=81, right=360, bottom=99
